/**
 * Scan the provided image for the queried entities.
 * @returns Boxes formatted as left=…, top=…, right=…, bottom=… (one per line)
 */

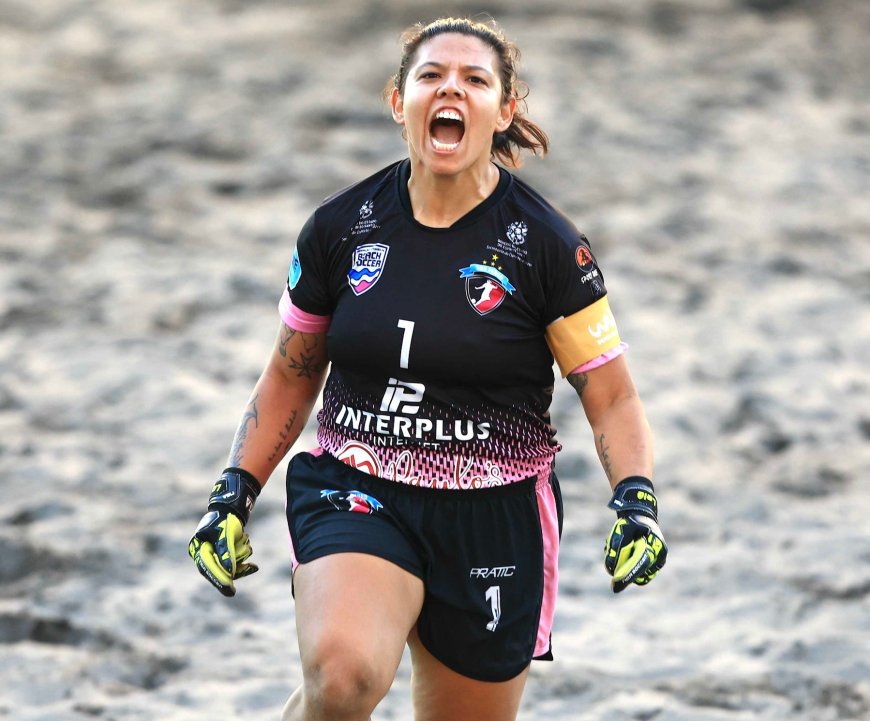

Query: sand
left=1, top=0, right=868, bottom=719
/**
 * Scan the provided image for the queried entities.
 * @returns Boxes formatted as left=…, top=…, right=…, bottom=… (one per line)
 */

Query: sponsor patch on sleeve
left=288, top=248, right=302, bottom=290
left=545, top=296, right=622, bottom=377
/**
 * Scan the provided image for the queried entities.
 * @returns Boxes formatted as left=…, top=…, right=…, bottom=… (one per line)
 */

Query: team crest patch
left=348, top=243, right=389, bottom=295
left=459, top=256, right=516, bottom=316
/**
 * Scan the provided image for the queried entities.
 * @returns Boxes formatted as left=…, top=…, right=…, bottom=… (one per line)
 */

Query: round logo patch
left=576, top=245, right=594, bottom=270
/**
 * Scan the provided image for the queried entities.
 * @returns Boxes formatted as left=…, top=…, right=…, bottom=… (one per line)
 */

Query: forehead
left=411, top=32, right=499, bottom=72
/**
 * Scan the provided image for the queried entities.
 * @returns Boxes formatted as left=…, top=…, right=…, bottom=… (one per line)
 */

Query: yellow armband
left=545, top=296, right=622, bottom=377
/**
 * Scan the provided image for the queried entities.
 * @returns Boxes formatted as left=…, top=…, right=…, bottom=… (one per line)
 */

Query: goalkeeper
left=189, top=15, right=667, bottom=721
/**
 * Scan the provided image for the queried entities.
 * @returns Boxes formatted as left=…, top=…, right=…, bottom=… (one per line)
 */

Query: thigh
left=408, top=627, right=529, bottom=721
left=294, top=553, right=424, bottom=683
left=416, top=479, right=547, bottom=682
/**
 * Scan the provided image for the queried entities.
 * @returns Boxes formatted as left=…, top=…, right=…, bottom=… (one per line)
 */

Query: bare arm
left=226, top=322, right=329, bottom=486
left=567, top=355, right=653, bottom=490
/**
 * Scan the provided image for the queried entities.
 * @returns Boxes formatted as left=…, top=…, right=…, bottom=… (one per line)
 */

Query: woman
left=189, top=17, right=667, bottom=721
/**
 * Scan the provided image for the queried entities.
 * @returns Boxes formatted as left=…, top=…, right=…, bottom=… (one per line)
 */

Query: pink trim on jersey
left=569, top=341, right=628, bottom=375
left=279, top=288, right=331, bottom=333
left=535, top=478, right=561, bottom=657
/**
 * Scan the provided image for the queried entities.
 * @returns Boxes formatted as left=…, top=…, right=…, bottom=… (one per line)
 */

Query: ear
left=495, top=96, right=517, bottom=132
left=390, top=88, right=405, bottom=126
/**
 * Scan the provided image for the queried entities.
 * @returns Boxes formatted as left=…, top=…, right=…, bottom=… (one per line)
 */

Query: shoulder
left=314, top=160, right=403, bottom=224
left=502, top=173, right=590, bottom=260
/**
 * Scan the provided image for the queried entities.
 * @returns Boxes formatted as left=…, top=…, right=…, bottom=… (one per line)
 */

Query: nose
left=437, top=73, right=464, bottom=98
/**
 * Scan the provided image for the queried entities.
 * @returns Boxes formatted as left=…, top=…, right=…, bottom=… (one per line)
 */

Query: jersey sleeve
left=278, top=212, right=332, bottom=332
left=541, top=230, right=624, bottom=377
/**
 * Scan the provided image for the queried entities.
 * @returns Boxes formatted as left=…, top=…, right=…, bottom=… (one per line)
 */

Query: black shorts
left=285, top=450, right=563, bottom=682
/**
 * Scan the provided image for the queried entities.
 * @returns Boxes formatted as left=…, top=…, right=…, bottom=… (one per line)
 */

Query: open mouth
left=429, top=110, right=465, bottom=152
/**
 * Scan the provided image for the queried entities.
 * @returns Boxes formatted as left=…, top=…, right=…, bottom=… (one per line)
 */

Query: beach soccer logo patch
left=459, top=256, right=516, bottom=316
left=348, top=243, right=389, bottom=295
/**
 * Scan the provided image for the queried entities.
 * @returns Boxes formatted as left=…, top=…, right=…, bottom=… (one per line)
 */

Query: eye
left=419, top=72, right=440, bottom=80
left=468, top=75, right=488, bottom=85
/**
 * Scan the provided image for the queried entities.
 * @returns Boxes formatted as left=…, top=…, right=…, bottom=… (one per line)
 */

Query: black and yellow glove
left=604, top=477, right=667, bottom=593
left=189, top=468, right=261, bottom=597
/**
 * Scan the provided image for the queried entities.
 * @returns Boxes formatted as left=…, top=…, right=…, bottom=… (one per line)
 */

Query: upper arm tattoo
left=279, top=325, right=328, bottom=378
left=567, top=372, right=589, bottom=399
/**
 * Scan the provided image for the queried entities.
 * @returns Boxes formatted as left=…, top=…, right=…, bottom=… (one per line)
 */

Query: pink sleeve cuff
left=568, top=341, right=628, bottom=375
left=278, top=288, right=331, bottom=333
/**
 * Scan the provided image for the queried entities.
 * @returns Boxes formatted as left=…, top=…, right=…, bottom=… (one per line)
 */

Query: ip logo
left=380, top=378, right=425, bottom=414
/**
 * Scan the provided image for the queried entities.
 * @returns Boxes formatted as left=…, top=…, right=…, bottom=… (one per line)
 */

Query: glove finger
left=635, top=568, right=659, bottom=586
left=234, top=533, right=254, bottom=565
left=611, top=541, right=654, bottom=593
left=604, top=518, right=629, bottom=576
left=193, top=540, right=236, bottom=597
left=214, top=513, right=249, bottom=576
left=234, top=561, right=259, bottom=579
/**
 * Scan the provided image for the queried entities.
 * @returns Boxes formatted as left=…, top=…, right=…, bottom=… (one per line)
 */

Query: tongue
left=431, top=120, right=463, bottom=146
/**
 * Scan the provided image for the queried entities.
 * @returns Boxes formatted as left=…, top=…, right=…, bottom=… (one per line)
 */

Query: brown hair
left=384, top=17, right=549, bottom=168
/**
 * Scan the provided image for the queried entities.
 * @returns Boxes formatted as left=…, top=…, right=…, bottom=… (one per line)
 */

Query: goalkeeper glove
left=604, top=476, right=667, bottom=593
left=189, top=467, right=261, bottom=597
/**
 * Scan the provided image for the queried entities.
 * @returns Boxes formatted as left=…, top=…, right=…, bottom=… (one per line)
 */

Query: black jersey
left=281, top=160, right=623, bottom=489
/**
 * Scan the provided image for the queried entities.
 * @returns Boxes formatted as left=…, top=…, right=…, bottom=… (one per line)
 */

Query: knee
left=302, top=645, right=391, bottom=719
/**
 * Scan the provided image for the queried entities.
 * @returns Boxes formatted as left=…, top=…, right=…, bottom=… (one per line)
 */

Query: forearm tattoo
left=597, top=432, right=614, bottom=483
left=279, top=325, right=327, bottom=379
left=267, top=410, right=299, bottom=464
left=229, top=393, right=260, bottom=466
left=567, top=372, right=589, bottom=399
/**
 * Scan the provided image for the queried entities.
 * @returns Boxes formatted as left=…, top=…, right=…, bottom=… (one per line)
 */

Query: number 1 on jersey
left=397, top=319, right=415, bottom=369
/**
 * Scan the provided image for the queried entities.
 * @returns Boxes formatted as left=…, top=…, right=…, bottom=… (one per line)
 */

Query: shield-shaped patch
left=348, top=243, right=390, bottom=296
left=459, top=263, right=516, bottom=316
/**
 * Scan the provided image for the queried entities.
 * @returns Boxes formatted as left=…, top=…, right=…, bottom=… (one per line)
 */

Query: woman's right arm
left=226, top=322, right=329, bottom=486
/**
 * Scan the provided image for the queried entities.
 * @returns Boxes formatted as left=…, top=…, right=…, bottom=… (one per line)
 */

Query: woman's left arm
left=569, top=354, right=653, bottom=490
left=570, top=354, right=667, bottom=592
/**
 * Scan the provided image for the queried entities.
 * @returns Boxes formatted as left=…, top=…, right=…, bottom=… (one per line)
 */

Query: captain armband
left=545, top=296, right=623, bottom=377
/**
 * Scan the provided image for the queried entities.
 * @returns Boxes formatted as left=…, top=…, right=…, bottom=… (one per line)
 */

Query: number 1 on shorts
left=485, top=585, right=501, bottom=632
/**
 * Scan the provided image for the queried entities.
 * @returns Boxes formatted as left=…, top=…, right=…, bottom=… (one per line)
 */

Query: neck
left=406, top=158, right=500, bottom=228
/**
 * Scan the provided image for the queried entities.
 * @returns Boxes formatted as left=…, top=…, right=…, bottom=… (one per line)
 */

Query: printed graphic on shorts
left=320, top=488, right=384, bottom=514
left=348, top=243, right=390, bottom=295
left=288, top=247, right=302, bottom=289
left=336, top=440, right=383, bottom=477
left=459, top=257, right=516, bottom=316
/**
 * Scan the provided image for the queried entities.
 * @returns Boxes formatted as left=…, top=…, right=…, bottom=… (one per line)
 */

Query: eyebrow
left=416, top=61, right=495, bottom=77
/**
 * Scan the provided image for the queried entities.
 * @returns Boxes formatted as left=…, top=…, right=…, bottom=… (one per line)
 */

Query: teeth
left=435, top=110, right=463, bottom=122
left=431, top=138, right=460, bottom=152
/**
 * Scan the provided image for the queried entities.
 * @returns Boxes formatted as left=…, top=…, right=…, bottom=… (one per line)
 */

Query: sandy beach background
left=1, top=0, right=868, bottom=719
